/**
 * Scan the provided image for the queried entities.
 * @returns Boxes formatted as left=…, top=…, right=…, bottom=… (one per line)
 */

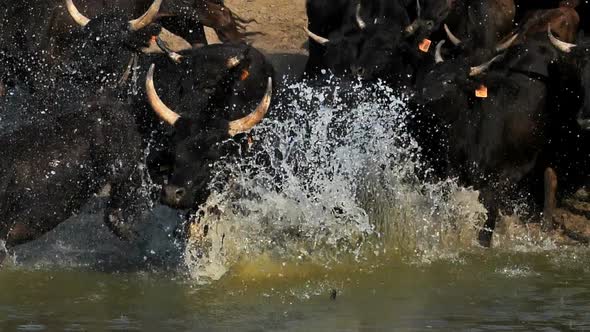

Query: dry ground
left=225, top=0, right=308, bottom=53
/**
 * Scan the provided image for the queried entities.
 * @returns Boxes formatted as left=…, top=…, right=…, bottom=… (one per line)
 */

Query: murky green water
left=2, top=251, right=590, bottom=331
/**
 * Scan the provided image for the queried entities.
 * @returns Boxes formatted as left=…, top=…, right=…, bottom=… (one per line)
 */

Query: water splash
left=182, top=79, right=490, bottom=282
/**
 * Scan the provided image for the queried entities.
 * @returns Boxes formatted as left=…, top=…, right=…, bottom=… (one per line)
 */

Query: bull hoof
left=477, top=229, right=493, bottom=248
left=330, top=289, right=337, bottom=300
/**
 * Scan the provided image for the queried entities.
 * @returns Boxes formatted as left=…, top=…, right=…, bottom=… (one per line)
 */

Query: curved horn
left=356, top=3, right=367, bottom=30
left=444, top=24, right=462, bottom=45
left=496, top=33, right=519, bottom=52
left=469, top=54, right=503, bottom=76
left=548, top=25, right=576, bottom=53
left=435, top=40, right=445, bottom=63
left=304, top=27, right=330, bottom=45
left=228, top=77, right=272, bottom=137
left=65, top=0, right=90, bottom=27
left=129, top=0, right=162, bottom=31
left=145, top=64, right=181, bottom=126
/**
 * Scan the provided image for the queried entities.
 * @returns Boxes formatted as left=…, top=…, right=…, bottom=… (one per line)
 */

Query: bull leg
left=478, top=188, right=500, bottom=247
left=0, top=240, right=7, bottom=267
left=104, top=168, right=152, bottom=241
left=542, top=167, right=558, bottom=231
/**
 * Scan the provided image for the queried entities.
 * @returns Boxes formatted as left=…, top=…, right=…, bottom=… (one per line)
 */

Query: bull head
left=145, top=64, right=272, bottom=136
left=66, top=0, right=160, bottom=30
left=65, top=0, right=192, bottom=53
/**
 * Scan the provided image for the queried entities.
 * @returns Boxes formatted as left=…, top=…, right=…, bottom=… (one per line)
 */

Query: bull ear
left=171, top=117, right=194, bottom=140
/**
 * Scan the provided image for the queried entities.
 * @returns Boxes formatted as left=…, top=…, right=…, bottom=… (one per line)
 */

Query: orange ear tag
left=240, top=69, right=250, bottom=81
left=418, top=39, right=432, bottom=53
left=475, top=84, right=488, bottom=98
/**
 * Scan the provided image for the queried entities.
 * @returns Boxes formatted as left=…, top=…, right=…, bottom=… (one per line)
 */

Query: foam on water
left=183, top=79, right=489, bottom=282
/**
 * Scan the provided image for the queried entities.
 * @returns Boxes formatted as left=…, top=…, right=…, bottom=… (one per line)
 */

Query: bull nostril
left=353, top=67, right=365, bottom=76
left=175, top=188, right=186, bottom=200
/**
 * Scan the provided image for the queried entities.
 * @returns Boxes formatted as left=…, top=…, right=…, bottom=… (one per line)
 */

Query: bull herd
left=1, top=0, right=590, bottom=265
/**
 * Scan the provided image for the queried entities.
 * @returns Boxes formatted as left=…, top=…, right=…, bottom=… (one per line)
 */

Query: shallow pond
left=2, top=251, right=590, bottom=331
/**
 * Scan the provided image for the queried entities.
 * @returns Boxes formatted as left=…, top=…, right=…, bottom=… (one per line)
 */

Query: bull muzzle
left=161, top=184, right=187, bottom=208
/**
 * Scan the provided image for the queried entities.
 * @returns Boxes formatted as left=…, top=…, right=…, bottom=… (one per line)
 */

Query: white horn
left=444, top=24, right=462, bottom=46
left=356, top=3, right=367, bottom=30
left=435, top=40, right=445, bottom=63
left=129, top=0, right=162, bottom=31
left=145, top=64, right=181, bottom=126
left=65, top=0, right=90, bottom=27
left=304, top=27, right=330, bottom=45
left=496, top=33, right=519, bottom=52
left=469, top=54, right=503, bottom=76
left=548, top=25, right=576, bottom=53
left=228, top=77, right=272, bottom=137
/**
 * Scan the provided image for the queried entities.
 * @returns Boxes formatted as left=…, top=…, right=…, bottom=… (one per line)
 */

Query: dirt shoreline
left=225, top=0, right=308, bottom=54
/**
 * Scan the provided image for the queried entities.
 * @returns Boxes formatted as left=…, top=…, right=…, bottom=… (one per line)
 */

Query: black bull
left=0, top=0, right=246, bottom=53
left=56, top=0, right=276, bottom=209
left=0, top=98, right=146, bottom=262
left=0, top=2, right=275, bottom=264
left=304, top=0, right=517, bottom=83
left=412, top=31, right=590, bottom=246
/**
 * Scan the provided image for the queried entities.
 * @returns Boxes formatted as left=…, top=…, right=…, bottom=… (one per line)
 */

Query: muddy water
left=1, top=251, right=590, bottom=331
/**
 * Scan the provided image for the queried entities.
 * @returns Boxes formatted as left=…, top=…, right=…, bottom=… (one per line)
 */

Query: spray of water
left=181, top=79, right=491, bottom=282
